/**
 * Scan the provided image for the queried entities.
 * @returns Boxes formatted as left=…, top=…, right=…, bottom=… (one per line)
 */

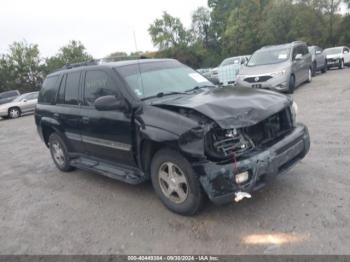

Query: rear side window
left=0, top=91, right=18, bottom=99
left=26, top=93, right=38, bottom=100
left=84, top=70, right=119, bottom=106
left=64, top=72, right=81, bottom=105
left=38, top=76, right=60, bottom=104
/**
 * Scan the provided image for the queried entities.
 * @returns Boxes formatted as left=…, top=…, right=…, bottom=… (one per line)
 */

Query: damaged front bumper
left=193, top=124, right=310, bottom=205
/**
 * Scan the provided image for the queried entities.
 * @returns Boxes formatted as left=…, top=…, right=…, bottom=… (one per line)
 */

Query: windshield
left=324, top=48, right=342, bottom=55
left=220, top=57, right=241, bottom=66
left=115, top=60, right=213, bottom=100
left=247, top=48, right=290, bottom=66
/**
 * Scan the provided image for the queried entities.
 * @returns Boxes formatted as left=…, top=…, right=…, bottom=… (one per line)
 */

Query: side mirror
left=295, top=54, right=303, bottom=61
left=94, top=95, right=127, bottom=111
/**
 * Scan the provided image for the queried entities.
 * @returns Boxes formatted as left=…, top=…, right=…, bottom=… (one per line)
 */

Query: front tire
left=287, top=75, right=295, bottom=94
left=8, top=107, right=21, bottom=119
left=307, top=68, right=312, bottom=83
left=339, top=60, right=344, bottom=69
left=150, top=148, right=204, bottom=216
left=312, top=62, right=317, bottom=76
left=49, top=133, right=74, bottom=172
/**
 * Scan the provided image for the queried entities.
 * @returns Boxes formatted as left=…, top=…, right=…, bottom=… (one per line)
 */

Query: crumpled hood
left=153, top=86, right=292, bottom=129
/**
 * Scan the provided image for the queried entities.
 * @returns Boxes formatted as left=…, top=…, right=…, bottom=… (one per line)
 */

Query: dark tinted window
left=84, top=70, right=118, bottom=106
left=26, top=93, right=38, bottom=100
left=64, top=72, right=81, bottom=105
left=57, top=75, right=67, bottom=104
left=0, top=91, right=19, bottom=99
left=301, top=45, right=309, bottom=55
left=38, top=76, right=59, bottom=104
left=293, top=46, right=304, bottom=59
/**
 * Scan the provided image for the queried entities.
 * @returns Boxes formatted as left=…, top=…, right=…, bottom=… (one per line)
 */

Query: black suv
left=0, top=90, right=20, bottom=105
left=35, top=59, right=310, bottom=215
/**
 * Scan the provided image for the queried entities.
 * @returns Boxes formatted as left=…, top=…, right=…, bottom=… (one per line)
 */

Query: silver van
left=236, top=41, right=312, bottom=93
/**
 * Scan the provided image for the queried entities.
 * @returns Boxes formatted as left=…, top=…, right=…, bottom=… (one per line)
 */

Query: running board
left=70, top=157, right=146, bottom=185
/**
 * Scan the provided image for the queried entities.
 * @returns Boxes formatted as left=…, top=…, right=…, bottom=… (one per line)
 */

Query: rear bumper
left=194, top=124, right=310, bottom=205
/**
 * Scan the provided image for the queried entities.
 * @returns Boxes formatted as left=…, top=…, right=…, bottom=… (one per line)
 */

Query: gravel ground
left=0, top=68, right=349, bottom=255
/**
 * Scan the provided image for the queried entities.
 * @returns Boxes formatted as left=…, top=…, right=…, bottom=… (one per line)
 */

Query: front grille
left=244, top=75, right=273, bottom=83
left=327, top=58, right=339, bottom=62
left=243, top=108, right=294, bottom=148
left=205, top=129, right=252, bottom=161
left=205, top=107, right=294, bottom=162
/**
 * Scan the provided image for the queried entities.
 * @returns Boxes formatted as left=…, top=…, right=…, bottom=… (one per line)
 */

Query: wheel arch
left=8, top=106, right=21, bottom=116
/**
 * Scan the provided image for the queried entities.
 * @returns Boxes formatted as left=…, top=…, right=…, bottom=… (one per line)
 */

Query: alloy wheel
left=9, top=108, right=20, bottom=119
left=51, top=141, right=65, bottom=168
left=158, top=162, right=189, bottom=204
left=308, top=69, right=312, bottom=82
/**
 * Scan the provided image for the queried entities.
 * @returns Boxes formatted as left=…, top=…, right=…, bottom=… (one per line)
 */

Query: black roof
left=48, top=58, right=176, bottom=77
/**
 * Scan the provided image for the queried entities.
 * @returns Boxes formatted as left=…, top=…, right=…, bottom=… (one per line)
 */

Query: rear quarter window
left=38, top=75, right=60, bottom=104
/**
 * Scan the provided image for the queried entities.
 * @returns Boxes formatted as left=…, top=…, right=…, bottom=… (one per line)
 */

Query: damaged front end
left=191, top=106, right=310, bottom=205
left=151, top=87, right=310, bottom=205
left=172, top=106, right=310, bottom=205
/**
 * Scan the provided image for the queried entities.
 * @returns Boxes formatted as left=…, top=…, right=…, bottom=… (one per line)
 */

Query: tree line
left=0, top=0, right=349, bottom=93
left=149, top=0, right=350, bottom=68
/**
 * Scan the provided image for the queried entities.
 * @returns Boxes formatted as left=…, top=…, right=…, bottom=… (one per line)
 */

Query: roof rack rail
left=58, top=55, right=150, bottom=71
left=61, top=59, right=101, bottom=70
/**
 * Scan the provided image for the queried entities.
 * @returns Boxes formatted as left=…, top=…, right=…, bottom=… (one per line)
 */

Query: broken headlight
left=205, top=127, right=253, bottom=161
left=291, top=101, right=298, bottom=125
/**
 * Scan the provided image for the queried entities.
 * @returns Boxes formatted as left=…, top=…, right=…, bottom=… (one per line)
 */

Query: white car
left=0, top=92, right=39, bottom=119
left=324, top=46, right=350, bottom=69
left=218, top=56, right=249, bottom=86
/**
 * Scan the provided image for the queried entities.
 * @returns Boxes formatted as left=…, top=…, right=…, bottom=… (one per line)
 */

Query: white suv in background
left=324, top=46, right=350, bottom=69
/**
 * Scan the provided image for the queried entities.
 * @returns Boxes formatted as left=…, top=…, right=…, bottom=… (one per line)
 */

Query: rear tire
left=321, top=62, right=327, bottom=73
left=287, top=75, right=295, bottom=94
left=49, top=133, right=74, bottom=172
left=150, top=148, right=204, bottom=216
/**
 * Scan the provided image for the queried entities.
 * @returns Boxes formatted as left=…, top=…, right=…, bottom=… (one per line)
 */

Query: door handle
left=82, top=116, right=90, bottom=124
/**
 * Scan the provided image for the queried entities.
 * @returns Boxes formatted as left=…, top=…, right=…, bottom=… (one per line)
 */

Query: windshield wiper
left=141, top=91, right=187, bottom=101
left=185, top=85, right=216, bottom=93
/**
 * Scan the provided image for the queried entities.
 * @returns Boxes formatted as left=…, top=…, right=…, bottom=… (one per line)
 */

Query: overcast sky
left=0, top=0, right=208, bottom=58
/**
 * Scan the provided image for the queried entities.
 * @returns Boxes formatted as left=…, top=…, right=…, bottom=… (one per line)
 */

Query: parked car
left=197, top=68, right=219, bottom=84
left=197, top=68, right=212, bottom=79
left=308, top=46, right=327, bottom=75
left=35, top=59, right=310, bottom=215
left=211, top=67, right=219, bottom=80
left=236, top=41, right=312, bottom=93
left=324, top=46, right=350, bottom=69
left=0, top=92, right=38, bottom=119
left=0, top=90, right=20, bottom=105
left=218, top=56, right=249, bottom=85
